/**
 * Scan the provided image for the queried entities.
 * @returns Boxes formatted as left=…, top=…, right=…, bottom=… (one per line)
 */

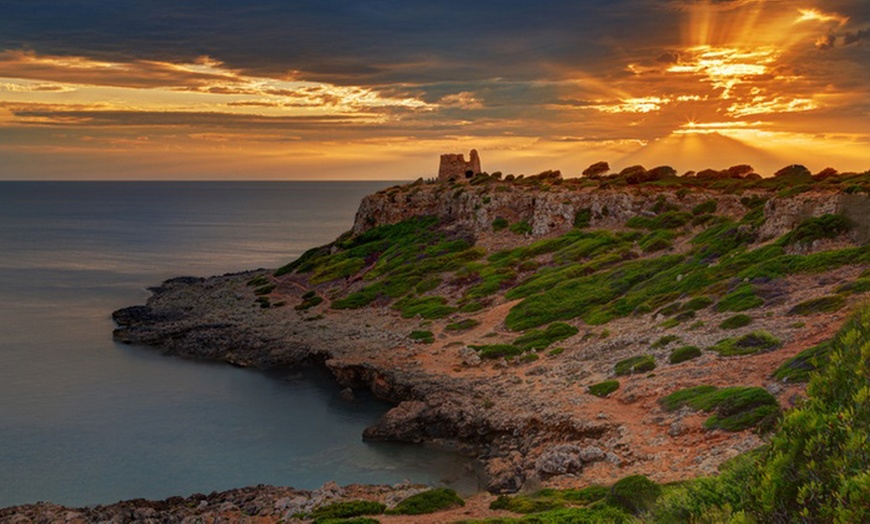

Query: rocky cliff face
left=353, top=181, right=868, bottom=241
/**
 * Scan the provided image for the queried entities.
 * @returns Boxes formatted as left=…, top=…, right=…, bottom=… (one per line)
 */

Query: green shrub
left=692, top=199, right=718, bottom=215
left=310, top=500, right=386, bottom=521
left=409, top=330, right=435, bottom=344
left=416, top=277, right=442, bottom=293
left=771, top=340, right=832, bottom=382
left=589, top=380, right=620, bottom=397
left=254, top=283, right=277, bottom=295
left=492, top=217, right=509, bottom=231
left=837, top=278, right=870, bottom=295
left=710, top=330, right=782, bottom=356
left=639, top=230, right=674, bottom=252
left=626, top=211, right=692, bottom=230
left=573, top=208, right=593, bottom=228
left=445, top=318, right=480, bottom=331
left=513, top=322, right=579, bottom=350
left=615, top=355, right=656, bottom=376
left=669, top=345, right=702, bottom=364
left=607, top=475, right=662, bottom=515
left=719, top=314, right=753, bottom=329
left=787, top=295, right=846, bottom=315
left=489, top=485, right=609, bottom=514
left=682, top=296, right=714, bottom=311
left=295, top=293, right=324, bottom=311
left=247, top=274, right=270, bottom=287
left=782, top=214, right=851, bottom=246
left=469, top=344, right=525, bottom=359
left=509, top=221, right=532, bottom=235
left=395, top=296, right=456, bottom=319
left=387, top=488, right=464, bottom=515
left=660, top=386, right=779, bottom=432
left=459, top=301, right=484, bottom=313
left=652, top=334, right=680, bottom=348
left=717, top=284, right=764, bottom=312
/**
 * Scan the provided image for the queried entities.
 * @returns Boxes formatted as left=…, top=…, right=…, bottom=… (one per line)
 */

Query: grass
left=608, top=475, right=662, bottom=515
left=652, top=334, right=681, bottom=348
left=295, top=290, right=323, bottom=310
left=716, top=284, right=764, bottom=312
left=719, top=314, right=753, bottom=329
left=445, top=318, right=480, bottom=331
left=782, top=214, right=852, bottom=246
left=513, top=322, right=579, bottom=350
left=660, top=386, right=779, bottom=432
left=615, top=355, right=656, bottom=376
left=710, top=330, right=782, bottom=356
left=469, top=344, right=525, bottom=359
left=409, top=330, right=435, bottom=344
left=394, top=296, right=456, bottom=319
left=310, top=500, right=385, bottom=522
left=771, top=340, right=832, bottom=382
left=669, top=345, right=702, bottom=364
left=489, top=486, right=609, bottom=514
left=589, top=380, right=619, bottom=397
left=787, top=295, right=846, bottom=315
left=386, top=488, right=464, bottom=515
left=509, top=220, right=532, bottom=235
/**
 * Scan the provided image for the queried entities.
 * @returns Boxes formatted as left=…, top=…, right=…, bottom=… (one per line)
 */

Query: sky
left=0, top=0, right=867, bottom=180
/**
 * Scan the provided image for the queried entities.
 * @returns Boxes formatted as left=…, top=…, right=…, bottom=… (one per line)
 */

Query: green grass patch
left=615, top=355, right=656, bottom=376
left=626, top=211, right=692, bottom=230
left=608, top=475, right=662, bottom=515
left=669, top=345, right=702, bottom=364
left=513, top=322, right=579, bottom=350
left=247, top=275, right=270, bottom=287
left=310, top=500, right=386, bottom=522
left=719, top=314, right=753, bottom=329
left=639, top=230, right=674, bottom=252
left=771, top=340, right=832, bottom=382
left=782, top=214, right=851, bottom=246
left=489, top=486, right=609, bottom=514
left=469, top=344, right=525, bottom=359
left=445, top=318, right=480, bottom=331
left=573, top=208, right=593, bottom=228
left=253, top=283, right=276, bottom=295
left=395, top=296, right=456, bottom=319
left=409, top=330, right=435, bottom=344
left=692, top=199, right=718, bottom=215
left=509, top=220, right=532, bottom=235
left=386, top=488, right=464, bottom=515
left=787, top=295, right=846, bottom=315
left=836, top=278, right=870, bottom=295
left=492, top=217, right=509, bottom=231
left=660, top=386, right=779, bottom=432
left=589, top=380, right=620, bottom=397
left=652, top=334, right=681, bottom=348
left=716, top=284, right=764, bottom=312
left=415, top=276, right=442, bottom=293
left=295, top=291, right=323, bottom=310
left=682, top=296, right=713, bottom=311
left=710, top=330, right=782, bottom=356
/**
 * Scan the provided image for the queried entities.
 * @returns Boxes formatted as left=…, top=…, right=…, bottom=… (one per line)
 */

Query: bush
left=652, top=334, right=681, bottom=348
left=295, top=292, right=323, bottom=310
left=469, top=344, right=525, bottom=359
left=692, top=199, right=718, bottom=215
left=771, top=340, right=832, bottom=382
left=492, top=217, right=509, bottom=231
left=395, top=296, right=456, bottom=319
left=710, top=330, right=782, bottom=356
left=669, top=345, right=702, bottom=364
left=445, top=318, right=480, bottom=331
left=573, top=208, right=592, bottom=228
left=608, top=475, right=662, bottom=515
left=782, top=214, right=851, bottom=246
left=310, top=500, right=386, bottom=521
left=660, top=386, right=779, bottom=432
left=615, top=355, right=656, bottom=376
left=787, top=295, right=846, bottom=315
left=717, top=284, right=764, bottom=312
left=409, top=330, right=435, bottom=344
left=719, top=314, right=753, bottom=329
left=513, top=322, right=579, bottom=350
left=589, top=380, right=619, bottom=397
left=509, top=221, right=532, bottom=235
left=387, top=488, right=464, bottom=515
left=682, top=296, right=713, bottom=311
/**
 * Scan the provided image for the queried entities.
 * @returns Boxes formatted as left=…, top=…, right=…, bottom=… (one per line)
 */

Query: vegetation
left=588, top=380, right=619, bottom=397
left=607, top=475, right=662, bottom=515
left=716, top=284, right=764, bottom=312
left=445, top=318, right=480, bottom=331
left=386, top=488, right=464, bottom=515
left=614, top=355, right=656, bottom=376
left=660, top=385, right=779, bottom=432
left=710, top=330, right=782, bottom=356
left=669, top=345, right=702, bottom=364
left=782, top=214, right=852, bottom=246
left=719, top=314, right=753, bottom=329
left=772, top=340, right=832, bottom=382
left=295, top=290, right=323, bottom=310
left=409, top=330, right=435, bottom=344
left=787, top=295, right=846, bottom=315
left=309, top=500, right=386, bottom=522
left=512, top=322, right=578, bottom=350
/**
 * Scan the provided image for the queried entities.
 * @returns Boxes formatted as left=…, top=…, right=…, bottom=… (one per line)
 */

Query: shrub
left=513, top=322, right=579, bottom=350
left=573, top=208, right=593, bottom=228
left=660, top=386, right=779, bottom=432
left=254, top=283, right=277, bottom=295
left=669, top=345, right=702, bottom=364
left=692, top=199, right=718, bottom=215
left=837, top=278, right=870, bottom=295
left=247, top=275, right=270, bottom=287
left=782, top=214, right=852, bottom=246
left=682, top=296, right=714, bottom=311
left=415, top=277, right=442, bottom=293
left=409, top=330, right=435, bottom=344
left=719, top=314, right=753, bottom=329
left=395, top=296, right=456, bottom=319
left=469, top=344, right=525, bottom=359
left=310, top=500, right=386, bottom=521
left=639, top=230, right=674, bottom=252
left=787, top=295, right=846, bottom=315
left=652, top=334, right=681, bottom=348
left=717, top=284, right=764, bottom=312
left=615, top=355, right=656, bottom=376
left=445, top=318, right=480, bottom=331
left=771, top=340, right=832, bottom=382
left=509, top=220, right=532, bottom=235
left=608, top=475, right=662, bottom=515
left=492, top=217, right=509, bottom=231
left=295, top=293, right=324, bottom=311
left=489, top=485, right=609, bottom=514
left=387, top=488, right=464, bottom=515
left=710, top=330, right=782, bottom=356
left=589, top=380, right=620, bottom=397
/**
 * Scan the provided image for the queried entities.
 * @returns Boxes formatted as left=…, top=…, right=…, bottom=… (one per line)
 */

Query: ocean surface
left=0, top=182, right=477, bottom=508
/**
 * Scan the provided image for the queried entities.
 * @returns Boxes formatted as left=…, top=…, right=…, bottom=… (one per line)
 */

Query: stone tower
left=438, top=149, right=482, bottom=181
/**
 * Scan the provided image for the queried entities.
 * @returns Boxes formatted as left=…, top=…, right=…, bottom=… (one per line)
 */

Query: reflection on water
left=0, top=182, right=478, bottom=507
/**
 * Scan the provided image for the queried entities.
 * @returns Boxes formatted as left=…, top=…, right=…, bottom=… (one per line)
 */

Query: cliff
left=110, top=168, right=870, bottom=500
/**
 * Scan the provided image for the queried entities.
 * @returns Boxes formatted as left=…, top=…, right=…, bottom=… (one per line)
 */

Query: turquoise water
left=0, top=182, right=476, bottom=507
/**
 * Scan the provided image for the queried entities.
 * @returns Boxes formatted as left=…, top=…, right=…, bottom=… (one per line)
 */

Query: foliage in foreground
left=386, top=488, right=465, bottom=515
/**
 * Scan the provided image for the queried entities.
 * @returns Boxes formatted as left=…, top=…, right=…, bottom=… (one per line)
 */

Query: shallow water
left=0, top=182, right=477, bottom=507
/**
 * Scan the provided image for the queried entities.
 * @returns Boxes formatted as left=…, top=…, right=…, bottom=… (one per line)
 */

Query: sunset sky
left=1, top=0, right=867, bottom=180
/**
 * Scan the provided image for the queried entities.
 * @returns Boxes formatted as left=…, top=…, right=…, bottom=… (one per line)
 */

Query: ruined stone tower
left=438, top=149, right=481, bottom=181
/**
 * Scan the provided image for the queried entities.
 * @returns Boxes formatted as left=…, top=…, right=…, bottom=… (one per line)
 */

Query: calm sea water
left=0, top=182, right=476, bottom=508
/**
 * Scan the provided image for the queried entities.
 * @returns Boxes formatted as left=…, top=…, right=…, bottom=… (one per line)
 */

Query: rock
left=536, top=444, right=584, bottom=475
left=459, top=346, right=482, bottom=366
left=485, top=453, right=525, bottom=493
left=339, top=387, right=355, bottom=401
left=579, top=446, right=606, bottom=462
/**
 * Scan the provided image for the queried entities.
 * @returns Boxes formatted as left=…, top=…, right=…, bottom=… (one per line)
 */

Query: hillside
left=5, top=165, right=869, bottom=521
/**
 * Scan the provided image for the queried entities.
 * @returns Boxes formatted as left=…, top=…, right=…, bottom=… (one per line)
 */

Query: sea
left=0, top=181, right=477, bottom=508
